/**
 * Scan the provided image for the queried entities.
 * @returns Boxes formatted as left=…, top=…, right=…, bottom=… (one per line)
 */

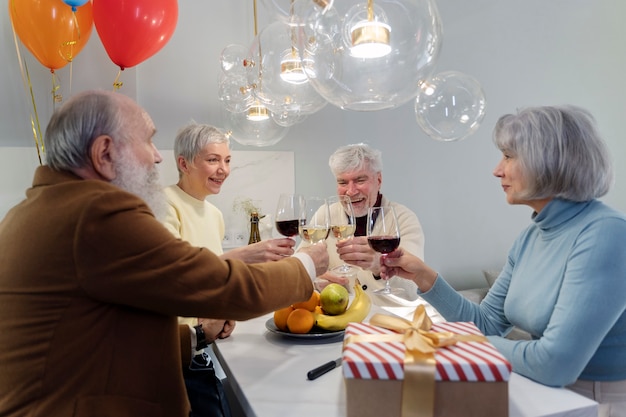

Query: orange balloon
left=8, top=0, right=93, bottom=70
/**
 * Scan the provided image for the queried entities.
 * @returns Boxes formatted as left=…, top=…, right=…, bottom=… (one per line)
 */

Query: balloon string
left=67, top=12, right=80, bottom=94
left=59, top=12, right=81, bottom=64
left=25, top=62, right=45, bottom=165
left=51, top=71, right=62, bottom=106
left=9, top=7, right=44, bottom=165
left=69, top=61, right=73, bottom=95
left=113, top=69, right=124, bottom=91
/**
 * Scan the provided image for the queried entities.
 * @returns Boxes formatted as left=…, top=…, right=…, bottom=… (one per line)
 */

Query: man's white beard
left=111, top=150, right=167, bottom=221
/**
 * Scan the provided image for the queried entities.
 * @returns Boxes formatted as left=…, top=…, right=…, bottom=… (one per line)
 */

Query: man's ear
left=90, top=135, right=117, bottom=181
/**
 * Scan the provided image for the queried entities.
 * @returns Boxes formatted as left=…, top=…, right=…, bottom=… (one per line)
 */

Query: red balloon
left=8, top=0, right=94, bottom=70
left=92, top=0, right=178, bottom=69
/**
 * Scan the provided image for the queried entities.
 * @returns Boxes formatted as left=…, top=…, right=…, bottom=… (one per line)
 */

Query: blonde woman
left=162, top=123, right=296, bottom=417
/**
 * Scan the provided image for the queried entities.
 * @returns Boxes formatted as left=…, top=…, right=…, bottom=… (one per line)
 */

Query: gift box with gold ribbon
left=342, top=305, right=512, bottom=417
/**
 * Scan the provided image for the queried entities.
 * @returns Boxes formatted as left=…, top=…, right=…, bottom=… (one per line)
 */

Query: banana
left=314, top=279, right=371, bottom=331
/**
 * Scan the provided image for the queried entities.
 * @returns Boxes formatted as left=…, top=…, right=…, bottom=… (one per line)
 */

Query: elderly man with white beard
left=0, top=89, right=328, bottom=417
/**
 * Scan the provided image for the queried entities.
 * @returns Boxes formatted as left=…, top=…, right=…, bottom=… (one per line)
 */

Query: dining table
left=212, top=297, right=598, bottom=417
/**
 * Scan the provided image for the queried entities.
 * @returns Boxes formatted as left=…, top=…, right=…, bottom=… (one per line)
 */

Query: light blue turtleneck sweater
left=420, top=198, right=626, bottom=387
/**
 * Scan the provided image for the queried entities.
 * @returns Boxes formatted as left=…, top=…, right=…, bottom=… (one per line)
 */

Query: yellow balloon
left=8, top=0, right=93, bottom=70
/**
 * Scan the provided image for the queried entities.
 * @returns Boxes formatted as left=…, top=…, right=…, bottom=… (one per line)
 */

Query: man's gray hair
left=44, top=90, right=130, bottom=171
left=328, top=143, right=383, bottom=177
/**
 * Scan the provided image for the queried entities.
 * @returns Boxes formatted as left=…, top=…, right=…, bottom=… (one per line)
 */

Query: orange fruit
left=286, top=308, right=315, bottom=334
left=273, top=305, right=295, bottom=332
left=292, top=290, right=321, bottom=312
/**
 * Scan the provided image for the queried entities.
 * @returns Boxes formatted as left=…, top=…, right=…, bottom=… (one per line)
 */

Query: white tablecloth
left=213, top=299, right=597, bottom=417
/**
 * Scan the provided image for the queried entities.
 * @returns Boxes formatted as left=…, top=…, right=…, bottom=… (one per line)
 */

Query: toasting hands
left=379, top=248, right=438, bottom=292
left=336, top=236, right=382, bottom=276
left=298, top=242, right=329, bottom=277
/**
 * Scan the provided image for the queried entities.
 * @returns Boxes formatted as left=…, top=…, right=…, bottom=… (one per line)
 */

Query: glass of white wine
left=298, top=196, right=330, bottom=245
left=328, top=195, right=356, bottom=274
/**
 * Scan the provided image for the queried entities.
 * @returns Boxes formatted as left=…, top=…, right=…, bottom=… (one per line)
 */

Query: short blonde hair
left=173, top=122, right=229, bottom=176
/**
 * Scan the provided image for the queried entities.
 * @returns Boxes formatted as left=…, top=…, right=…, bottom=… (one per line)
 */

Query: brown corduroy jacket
left=0, top=166, right=313, bottom=417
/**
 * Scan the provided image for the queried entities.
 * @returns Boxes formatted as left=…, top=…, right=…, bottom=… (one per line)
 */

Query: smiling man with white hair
left=307, top=142, right=425, bottom=302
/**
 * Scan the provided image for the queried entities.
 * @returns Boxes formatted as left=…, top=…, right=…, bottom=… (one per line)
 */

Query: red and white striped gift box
left=342, top=321, right=512, bottom=382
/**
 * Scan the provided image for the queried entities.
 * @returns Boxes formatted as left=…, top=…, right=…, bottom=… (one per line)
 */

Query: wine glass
left=328, top=195, right=356, bottom=274
left=299, top=196, right=330, bottom=245
left=274, top=193, right=302, bottom=238
left=367, top=206, right=403, bottom=296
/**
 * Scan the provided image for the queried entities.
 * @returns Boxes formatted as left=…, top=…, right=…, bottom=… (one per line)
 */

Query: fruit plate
left=265, top=318, right=345, bottom=340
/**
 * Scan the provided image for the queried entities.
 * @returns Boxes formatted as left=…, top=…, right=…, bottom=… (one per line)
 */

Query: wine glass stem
left=379, top=254, right=391, bottom=292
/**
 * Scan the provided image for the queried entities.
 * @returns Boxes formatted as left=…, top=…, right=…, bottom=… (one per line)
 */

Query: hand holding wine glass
left=328, top=195, right=356, bottom=274
left=299, top=197, right=330, bottom=245
left=367, top=206, right=403, bottom=296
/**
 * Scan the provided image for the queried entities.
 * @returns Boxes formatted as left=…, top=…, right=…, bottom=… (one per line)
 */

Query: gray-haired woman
left=381, top=105, right=626, bottom=416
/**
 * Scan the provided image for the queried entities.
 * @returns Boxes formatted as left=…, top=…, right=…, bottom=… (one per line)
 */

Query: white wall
left=1, top=0, right=625, bottom=290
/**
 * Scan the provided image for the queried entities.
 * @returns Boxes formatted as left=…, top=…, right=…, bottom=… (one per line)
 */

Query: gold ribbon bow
left=345, top=305, right=486, bottom=417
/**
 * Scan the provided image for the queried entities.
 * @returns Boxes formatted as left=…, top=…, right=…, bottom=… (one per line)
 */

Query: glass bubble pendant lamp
left=299, top=0, right=443, bottom=111
left=247, top=100, right=270, bottom=121
left=243, top=1, right=326, bottom=127
left=221, top=99, right=289, bottom=147
left=415, top=71, right=487, bottom=142
left=221, top=0, right=290, bottom=146
left=280, top=48, right=308, bottom=84
left=277, top=0, right=325, bottom=84
left=349, top=0, right=391, bottom=59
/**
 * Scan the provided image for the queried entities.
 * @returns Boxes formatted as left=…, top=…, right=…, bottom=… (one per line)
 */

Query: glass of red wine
left=367, top=206, right=403, bottom=296
left=275, top=193, right=303, bottom=239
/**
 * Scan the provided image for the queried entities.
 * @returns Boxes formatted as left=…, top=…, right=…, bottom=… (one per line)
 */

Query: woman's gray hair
left=328, top=143, right=383, bottom=177
left=174, top=122, right=230, bottom=176
left=493, top=105, right=613, bottom=201
left=44, top=90, right=129, bottom=171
